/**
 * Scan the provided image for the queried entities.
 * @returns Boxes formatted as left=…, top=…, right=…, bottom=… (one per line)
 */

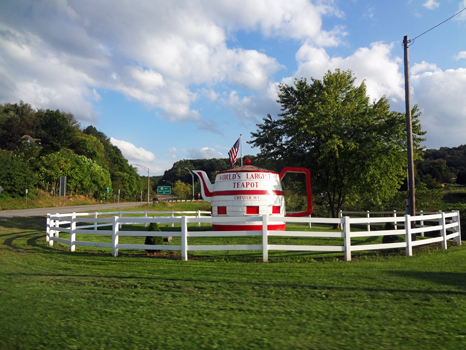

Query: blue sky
left=1, top=0, right=465, bottom=175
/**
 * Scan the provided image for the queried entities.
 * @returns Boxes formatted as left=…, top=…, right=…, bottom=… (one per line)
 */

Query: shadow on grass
left=0, top=216, right=45, bottom=230
left=3, top=271, right=466, bottom=296
left=386, top=271, right=466, bottom=289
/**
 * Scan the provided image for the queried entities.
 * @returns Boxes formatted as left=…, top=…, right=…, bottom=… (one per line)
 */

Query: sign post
left=59, top=176, right=67, bottom=205
left=25, top=188, right=28, bottom=205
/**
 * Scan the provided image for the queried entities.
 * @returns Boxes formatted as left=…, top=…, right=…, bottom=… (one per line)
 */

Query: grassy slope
left=0, top=192, right=99, bottom=210
left=1, top=212, right=466, bottom=349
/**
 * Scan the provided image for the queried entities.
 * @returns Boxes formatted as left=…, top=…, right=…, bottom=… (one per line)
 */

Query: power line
left=408, top=7, right=466, bottom=46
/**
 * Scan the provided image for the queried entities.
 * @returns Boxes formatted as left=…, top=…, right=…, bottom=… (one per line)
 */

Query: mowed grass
left=1, top=211, right=466, bottom=349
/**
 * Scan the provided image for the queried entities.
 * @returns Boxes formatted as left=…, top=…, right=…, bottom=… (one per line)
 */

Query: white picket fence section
left=46, top=210, right=462, bottom=262
left=339, top=209, right=437, bottom=234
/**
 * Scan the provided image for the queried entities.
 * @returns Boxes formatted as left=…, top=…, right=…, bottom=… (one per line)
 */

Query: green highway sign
left=157, top=186, right=171, bottom=195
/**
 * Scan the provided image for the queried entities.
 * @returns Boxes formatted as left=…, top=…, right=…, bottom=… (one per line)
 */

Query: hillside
left=0, top=101, right=140, bottom=202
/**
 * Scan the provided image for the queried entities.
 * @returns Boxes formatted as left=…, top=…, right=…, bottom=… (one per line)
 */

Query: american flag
left=228, top=138, right=240, bottom=168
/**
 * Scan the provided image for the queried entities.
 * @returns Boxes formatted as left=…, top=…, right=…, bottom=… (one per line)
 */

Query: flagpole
left=240, top=134, right=243, bottom=166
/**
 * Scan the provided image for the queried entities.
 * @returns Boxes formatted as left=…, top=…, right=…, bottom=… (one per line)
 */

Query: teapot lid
left=219, top=159, right=276, bottom=174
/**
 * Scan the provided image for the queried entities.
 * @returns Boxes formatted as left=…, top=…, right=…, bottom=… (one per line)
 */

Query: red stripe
left=193, top=171, right=213, bottom=197
left=212, top=190, right=283, bottom=196
left=212, top=224, right=285, bottom=231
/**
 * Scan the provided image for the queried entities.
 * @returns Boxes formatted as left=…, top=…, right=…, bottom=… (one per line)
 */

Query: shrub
left=382, top=222, right=404, bottom=244
left=145, top=223, right=164, bottom=252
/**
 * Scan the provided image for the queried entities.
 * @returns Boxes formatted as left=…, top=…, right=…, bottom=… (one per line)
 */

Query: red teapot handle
left=279, top=167, right=313, bottom=217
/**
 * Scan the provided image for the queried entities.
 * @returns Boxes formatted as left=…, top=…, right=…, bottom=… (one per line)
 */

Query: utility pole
left=185, top=167, right=195, bottom=200
left=133, top=164, right=150, bottom=206
left=404, top=35, right=416, bottom=220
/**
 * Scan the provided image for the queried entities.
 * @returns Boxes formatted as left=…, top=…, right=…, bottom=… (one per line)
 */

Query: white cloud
left=411, top=68, right=466, bottom=148
left=280, top=41, right=466, bottom=149
left=223, top=84, right=281, bottom=123
left=411, top=61, right=441, bottom=75
left=0, top=24, right=99, bottom=122
left=186, top=147, right=224, bottom=159
left=0, top=0, right=343, bottom=127
left=455, top=51, right=466, bottom=60
left=291, top=41, right=404, bottom=103
left=423, top=0, right=440, bottom=10
left=110, top=137, right=156, bottom=162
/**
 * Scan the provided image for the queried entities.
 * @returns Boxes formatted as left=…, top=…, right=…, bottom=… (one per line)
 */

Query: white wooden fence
left=340, top=210, right=437, bottom=234
left=46, top=210, right=462, bottom=262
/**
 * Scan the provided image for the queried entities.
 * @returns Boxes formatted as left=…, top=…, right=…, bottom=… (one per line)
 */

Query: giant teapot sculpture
left=193, top=159, right=312, bottom=231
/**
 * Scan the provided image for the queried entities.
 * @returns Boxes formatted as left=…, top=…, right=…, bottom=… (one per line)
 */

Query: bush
left=382, top=222, right=404, bottom=244
left=145, top=223, right=164, bottom=252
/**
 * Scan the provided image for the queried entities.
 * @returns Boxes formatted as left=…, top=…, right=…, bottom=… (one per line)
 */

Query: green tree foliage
left=417, top=158, right=453, bottom=188
left=0, top=150, right=36, bottom=197
left=71, top=133, right=106, bottom=167
left=172, top=180, right=192, bottom=200
left=162, top=159, right=230, bottom=186
left=249, top=69, right=426, bottom=217
left=0, top=102, right=40, bottom=151
left=36, top=149, right=111, bottom=196
left=0, top=102, right=139, bottom=200
left=418, top=145, right=466, bottom=186
left=39, top=109, right=76, bottom=154
left=83, top=126, right=140, bottom=199
left=145, top=223, right=163, bottom=252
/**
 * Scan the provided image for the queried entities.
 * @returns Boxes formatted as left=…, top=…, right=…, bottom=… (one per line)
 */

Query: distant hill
left=417, top=145, right=466, bottom=187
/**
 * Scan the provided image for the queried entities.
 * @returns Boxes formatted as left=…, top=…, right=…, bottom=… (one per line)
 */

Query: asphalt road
left=0, top=202, right=143, bottom=219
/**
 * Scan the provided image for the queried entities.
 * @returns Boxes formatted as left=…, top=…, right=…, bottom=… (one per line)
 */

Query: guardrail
left=46, top=210, right=461, bottom=262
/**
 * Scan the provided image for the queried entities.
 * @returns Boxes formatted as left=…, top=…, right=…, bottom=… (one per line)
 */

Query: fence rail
left=46, top=210, right=462, bottom=262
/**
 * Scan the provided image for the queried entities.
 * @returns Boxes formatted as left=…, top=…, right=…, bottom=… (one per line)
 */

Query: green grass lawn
left=2, top=213, right=466, bottom=349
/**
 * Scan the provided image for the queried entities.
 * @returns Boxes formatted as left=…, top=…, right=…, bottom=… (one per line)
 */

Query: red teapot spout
left=192, top=170, right=213, bottom=203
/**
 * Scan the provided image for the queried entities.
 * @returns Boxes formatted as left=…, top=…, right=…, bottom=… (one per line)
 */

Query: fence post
left=48, top=215, right=55, bottom=247
left=339, top=210, right=343, bottom=230
left=367, top=210, right=370, bottom=232
left=344, top=216, right=351, bottom=262
left=394, top=210, right=397, bottom=230
left=46, top=214, right=50, bottom=243
left=197, top=210, right=201, bottom=227
left=70, top=213, right=76, bottom=252
left=94, top=212, right=98, bottom=231
left=55, top=213, right=60, bottom=239
left=112, top=216, right=119, bottom=257
left=441, top=211, right=447, bottom=250
left=309, top=214, right=312, bottom=228
left=171, top=210, right=175, bottom=228
left=262, top=215, right=268, bottom=263
left=420, top=210, right=424, bottom=237
left=405, top=214, right=412, bottom=256
left=181, top=216, right=188, bottom=261
left=144, top=210, right=148, bottom=227
left=119, top=210, right=122, bottom=229
left=453, top=210, right=462, bottom=246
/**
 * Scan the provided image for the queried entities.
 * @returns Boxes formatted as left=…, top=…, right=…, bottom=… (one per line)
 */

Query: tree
left=249, top=69, right=426, bottom=217
left=0, top=150, right=36, bottom=196
left=172, top=180, right=191, bottom=200
left=39, top=109, right=76, bottom=154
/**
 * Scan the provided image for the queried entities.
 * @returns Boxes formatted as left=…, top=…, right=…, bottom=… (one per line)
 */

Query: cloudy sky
left=1, top=0, right=465, bottom=175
